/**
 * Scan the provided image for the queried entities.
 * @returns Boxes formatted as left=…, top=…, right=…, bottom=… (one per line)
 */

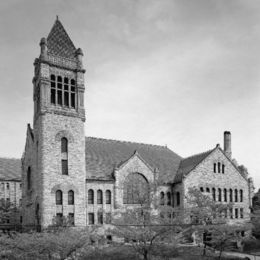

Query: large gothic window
left=123, top=173, right=149, bottom=204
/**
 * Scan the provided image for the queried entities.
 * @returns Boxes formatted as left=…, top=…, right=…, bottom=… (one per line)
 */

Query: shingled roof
left=85, top=137, right=182, bottom=183
left=174, top=149, right=214, bottom=183
left=0, top=158, right=21, bottom=181
left=47, top=18, right=77, bottom=60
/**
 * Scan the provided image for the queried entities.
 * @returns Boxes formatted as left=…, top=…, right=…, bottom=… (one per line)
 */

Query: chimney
left=224, top=131, right=232, bottom=159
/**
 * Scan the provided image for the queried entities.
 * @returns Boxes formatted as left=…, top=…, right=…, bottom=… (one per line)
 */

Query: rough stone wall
left=183, top=148, right=250, bottom=224
left=86, top=181, right=114, bottom=226
left=0, top=181, right=21, bottom=224
left=39, top=114, right=86, bottom=227
left=22, top=128, right=39, bottom=227
left=0, top=181, right=21, bottom=206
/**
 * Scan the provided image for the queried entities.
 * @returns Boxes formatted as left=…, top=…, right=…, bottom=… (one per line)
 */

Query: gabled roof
left=85, top=137, right=182, bottom=183
left=0, top=158, right=21, bottom=181
left=175, top=148, right=215, bottom=183
left=47, top=18, right=77, bottom=60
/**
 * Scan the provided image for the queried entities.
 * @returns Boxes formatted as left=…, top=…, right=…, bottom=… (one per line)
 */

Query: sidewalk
left=223, top=251, right=260, bottom=260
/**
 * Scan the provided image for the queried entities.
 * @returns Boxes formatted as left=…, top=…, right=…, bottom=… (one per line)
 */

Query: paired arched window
left=235, top=189, right=238, bottom=202
left=68, top=190, right=74, bottom=205
left=240, top=189, right=243, bottom=202
left=167, top=192, right=171, bottom=206
left=97, top=190, right=103, bottom=204
left=160, top=192, right=165, bottom=205
left=27, top=167, right=31, bottom=190
left=88, top=189, right=94, bottom=204
left=176, top=192, right=180, bottom=206
left=218, top=163, right=221, bottom=173
left=224, top=189, right=227, bottom=202
left=212, top=188, right=216, bottom=201
left=229, top=189, right=233, bottom=202
left=105, top=190, right=111, bottom=204
left=50, top=74, right=76, bottom=108
left=56, top=190, right=63, bottom=205
left=218, top=188, right=222, bottom=202
left=123, top=173, right=149, bottom=204
left=61, top=137, right=68, bottom=175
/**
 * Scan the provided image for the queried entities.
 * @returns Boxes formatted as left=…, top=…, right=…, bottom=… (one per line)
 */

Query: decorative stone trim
left=55, top=130, right=74, bottom=142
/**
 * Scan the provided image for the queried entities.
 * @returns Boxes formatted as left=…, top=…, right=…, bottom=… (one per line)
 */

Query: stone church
left=0, top=19, right=255, bottom=229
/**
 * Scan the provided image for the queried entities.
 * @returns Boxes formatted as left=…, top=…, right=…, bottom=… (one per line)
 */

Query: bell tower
left=31, top=17, right=86, bottom=227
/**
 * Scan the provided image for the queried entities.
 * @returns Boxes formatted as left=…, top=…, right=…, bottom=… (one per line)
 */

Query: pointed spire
left=47, top=18, right=77, bottom=60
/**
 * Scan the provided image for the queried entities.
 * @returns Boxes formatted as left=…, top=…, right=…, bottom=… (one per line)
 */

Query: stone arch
left=123, top=172, right=149, bottom=204
left=55, top=130, right=74, bottom=143
left=51, top=183, right=79, bottom=195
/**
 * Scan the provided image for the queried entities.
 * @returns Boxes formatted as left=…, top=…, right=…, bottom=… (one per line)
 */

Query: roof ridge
left=85, top=136, right=168, bottom=149
left=182, top=148, right=214, bottom=161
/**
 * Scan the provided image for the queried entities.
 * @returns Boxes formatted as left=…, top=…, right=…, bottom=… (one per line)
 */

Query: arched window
left=61, top=137, right=68, bottom=153
left=123, top=173, right=149, bottom=204
left=56, top=190, right=62, bottom=205
left=213, top=163, right=216, bottom=173
left=68, top=190, right=74, bottom=205
left=176, top=192, right=180, bottom=206
left=97, top=190, right=103, bottom=204
left=212, top=188, right=216, bottom=201
left=105, top=190, right=111, bottom=204
left=240, top=189, right=243, bottom=202
left=229, top=189, right=233, bottom=202
left=61, top=138, right=68, bottom=175
left=235, top=189, right=238, bottom=202
left=166, top=192, right=171, bottom=206
left=206, top=187, right=210, bottom=193
left=218, top=188, right=222, bottom=201
left=224, top=189, right=227, bottom=202
left=222, top=164, right=225, bottom=173
left=218, top=162, right=221, bottom=173
left=88, top=189, right=94, bottom=204
left=27, top=167, right=31, bottom=190
left=200, top=187, right=204, bottom=192
left=160, top=192, right=165, bottom=205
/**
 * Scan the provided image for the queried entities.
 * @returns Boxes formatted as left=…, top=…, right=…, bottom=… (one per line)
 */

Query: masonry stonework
left=0, top=18, right=251, bottom=232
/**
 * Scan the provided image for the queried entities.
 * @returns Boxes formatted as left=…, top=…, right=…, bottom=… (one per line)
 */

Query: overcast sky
left=0, top=0, right=259, bottom=189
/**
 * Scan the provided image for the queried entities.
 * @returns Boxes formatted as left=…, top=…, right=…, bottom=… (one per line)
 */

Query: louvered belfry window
left=50, top=74, right=76, bottom=108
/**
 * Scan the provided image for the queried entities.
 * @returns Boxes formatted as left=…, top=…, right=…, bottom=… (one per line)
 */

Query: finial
left=56, top=15, right=59, bottom=21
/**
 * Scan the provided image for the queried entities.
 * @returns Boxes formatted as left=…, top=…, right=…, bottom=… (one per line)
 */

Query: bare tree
left=186, top=187, right=250, bottom=258
left=0, top=228, right=94, bottom=260
left=110, top=182, right=183, bottom=260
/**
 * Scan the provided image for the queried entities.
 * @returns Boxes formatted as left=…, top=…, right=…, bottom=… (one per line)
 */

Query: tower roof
left=47, top=17, right=77, bottom=60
